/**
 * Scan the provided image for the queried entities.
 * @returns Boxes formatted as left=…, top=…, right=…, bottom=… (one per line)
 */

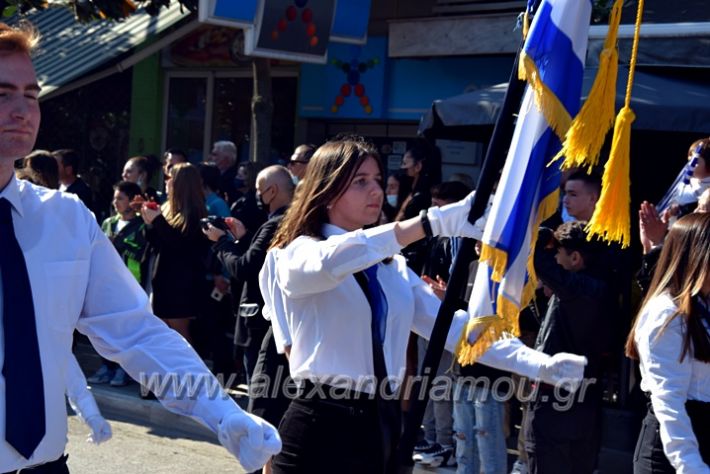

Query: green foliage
left=2, top=0, right=197, bottom=22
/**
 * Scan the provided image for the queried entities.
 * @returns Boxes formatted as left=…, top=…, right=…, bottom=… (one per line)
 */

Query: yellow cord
left=587, top=0, right=645, bottom=248
left=625, top=0, right=645, bottom=108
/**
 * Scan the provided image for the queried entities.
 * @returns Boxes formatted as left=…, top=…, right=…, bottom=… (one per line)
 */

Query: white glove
left=85, top=415, right=112, bottom=445
left=218, top=410, right=282, bottom=472
left=427, top=191, right=488, bottom=239
left=537, top=352, right=588, bottom=393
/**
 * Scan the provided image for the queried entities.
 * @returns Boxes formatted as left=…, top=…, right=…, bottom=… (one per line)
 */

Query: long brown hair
left=626, top=212, right=710, bottom=363
left=162, top=163, right=207, bottom=234
left=270, top=137, right=382, bottom=249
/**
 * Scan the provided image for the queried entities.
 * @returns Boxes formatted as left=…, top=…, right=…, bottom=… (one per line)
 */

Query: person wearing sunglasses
left=286, top=144, right=316, bottom=184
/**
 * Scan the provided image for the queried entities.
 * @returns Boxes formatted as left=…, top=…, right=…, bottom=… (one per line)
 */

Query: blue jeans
left=418, top=337, right=454, bottom=446
left=453, top=381, right=507, bottom=474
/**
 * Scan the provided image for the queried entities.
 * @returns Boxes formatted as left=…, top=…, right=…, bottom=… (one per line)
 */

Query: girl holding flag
left=260, top=136, right=588, bottom=473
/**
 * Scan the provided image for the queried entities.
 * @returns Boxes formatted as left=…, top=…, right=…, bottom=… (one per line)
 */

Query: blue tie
left=363, top=264, right=388, bottom=344
left=0, top=198, right=46, bottom=459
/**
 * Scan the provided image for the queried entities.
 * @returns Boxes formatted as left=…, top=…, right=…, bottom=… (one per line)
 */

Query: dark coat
left=230, top=190, right=267, bottom=235
left=212, top=207, right=286, bottom=344
left=66, top=177, right=93, bottom=213
left=147, top=216, right=211, bottom=319
left=533, top=236, right=613, bottom=383
left=219, top=165, right=241, bottom=206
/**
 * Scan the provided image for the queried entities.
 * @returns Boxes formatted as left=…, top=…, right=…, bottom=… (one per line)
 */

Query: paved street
left=66, top=412, right=242, bottom=473
left=70, top=341, right=456, bottom=474
left=65, top=411, right=455, bottom=474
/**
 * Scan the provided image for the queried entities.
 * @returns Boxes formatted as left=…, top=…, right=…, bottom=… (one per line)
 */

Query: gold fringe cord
left=479, top=244, right=508, bottom=283
left=553, top=0, right=624, bottom=171
left=519, top=53, right=572, bottom=142
left=586, top=106, right=634, bottom=247
left=587, top=0, right=644, bottom=247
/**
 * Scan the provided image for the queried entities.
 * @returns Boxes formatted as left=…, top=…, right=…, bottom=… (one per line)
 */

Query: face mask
left=256, top=186, right=272, bottom=211
left=386, top=194, right=398, bottom=208
left=234, top=177, right=245, bottom=189
left=291, top=175, right=300, bottom=186
left=256, top=193, right=268, bottom=211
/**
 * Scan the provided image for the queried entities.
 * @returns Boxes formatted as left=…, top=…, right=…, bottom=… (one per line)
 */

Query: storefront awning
left=419, top=67, right=710, bottom=139
left=8, top=5, right=192, bottom=99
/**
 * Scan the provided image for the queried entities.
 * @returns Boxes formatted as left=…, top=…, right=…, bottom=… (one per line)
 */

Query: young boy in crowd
left=524, top=221, right=613, bottom=474
left=88, top=181, right=147, bottom=386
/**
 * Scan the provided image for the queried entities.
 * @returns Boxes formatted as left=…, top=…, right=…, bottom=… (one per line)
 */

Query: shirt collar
left=322, top=223, right=348, bottom=238
left=0, top=175, right=25, bottom=217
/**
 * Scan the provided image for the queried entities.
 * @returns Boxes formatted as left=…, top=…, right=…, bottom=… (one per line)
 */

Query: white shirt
left=0, top=177, right=240, bottom=471
left=65, top=356, right=101, bottom=421
left=260, top=223, right=545, bottom=393
left=635, top=293, right=710, bottom=474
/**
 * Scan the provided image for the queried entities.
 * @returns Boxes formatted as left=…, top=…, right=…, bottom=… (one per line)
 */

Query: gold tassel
left=587, top=0, right=645, bottom=247
left=586, top=107, right=634, bottom=247
left=553, top=0, right=624, bottom=171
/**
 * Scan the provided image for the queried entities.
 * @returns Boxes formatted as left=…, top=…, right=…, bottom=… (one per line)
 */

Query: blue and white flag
left=458, top=0, right=592, bottom=363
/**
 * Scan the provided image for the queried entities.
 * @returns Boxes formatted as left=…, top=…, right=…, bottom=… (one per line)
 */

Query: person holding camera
left=203, top=165, right=294, bottom=385
left=141, top=162, right=211, bottom=343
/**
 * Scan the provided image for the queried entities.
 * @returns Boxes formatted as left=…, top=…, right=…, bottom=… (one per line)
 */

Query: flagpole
left=398, top=6, right=540, bottom=469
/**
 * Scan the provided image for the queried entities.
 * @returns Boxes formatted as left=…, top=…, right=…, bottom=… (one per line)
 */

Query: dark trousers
left=634, top=399, right=710, bottom=473
left=3, top=454, right=69, bottom=474
left=271, top=384, right=401, bottom=474
left=247, top=327, right=292, bottom=428
left=192, top=296, right=235, bottom=379
left=243, top=326, right=268, bottom=384
left=524, top=397, right=602, bottom=474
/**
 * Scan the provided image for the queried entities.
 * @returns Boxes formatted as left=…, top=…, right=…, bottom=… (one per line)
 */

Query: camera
left=200, top=216, right=229, bottom=232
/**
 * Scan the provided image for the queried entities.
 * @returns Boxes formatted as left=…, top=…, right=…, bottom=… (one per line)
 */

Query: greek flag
left=458, top=0, right=593, bottom=363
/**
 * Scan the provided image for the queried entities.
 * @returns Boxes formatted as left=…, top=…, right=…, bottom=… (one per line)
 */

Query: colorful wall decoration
left=299, top=36, right=387, bottom=119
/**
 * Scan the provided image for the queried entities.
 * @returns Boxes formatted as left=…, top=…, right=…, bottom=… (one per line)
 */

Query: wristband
left=419, top=209, right=433, bottom=239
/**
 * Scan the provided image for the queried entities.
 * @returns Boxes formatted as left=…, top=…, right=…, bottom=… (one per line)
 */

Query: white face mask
left=386, top=194, right=398, bottom=207
left=292, top=175, right=300, bottom=186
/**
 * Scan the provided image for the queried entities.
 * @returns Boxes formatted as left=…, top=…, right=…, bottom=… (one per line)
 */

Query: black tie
left=0, top=198, right=46, bottom=459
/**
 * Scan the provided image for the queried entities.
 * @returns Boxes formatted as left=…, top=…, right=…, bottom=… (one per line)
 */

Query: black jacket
left=533, top=235, right=613, bottom=383
left=219, top=164, right=241, bottom=206
left=66, top=177, right=94, bottom=213
left=212, top=207, right=286, bottom=336
left=146, top=216, right=211, bottom=318
left=230, top=190, right=267, bottom=235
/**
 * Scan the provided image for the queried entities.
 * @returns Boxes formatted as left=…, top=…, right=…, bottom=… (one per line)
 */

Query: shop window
left=212, top=77, right=297, bottom=162
left=165, top=77, right=207, bottom=163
